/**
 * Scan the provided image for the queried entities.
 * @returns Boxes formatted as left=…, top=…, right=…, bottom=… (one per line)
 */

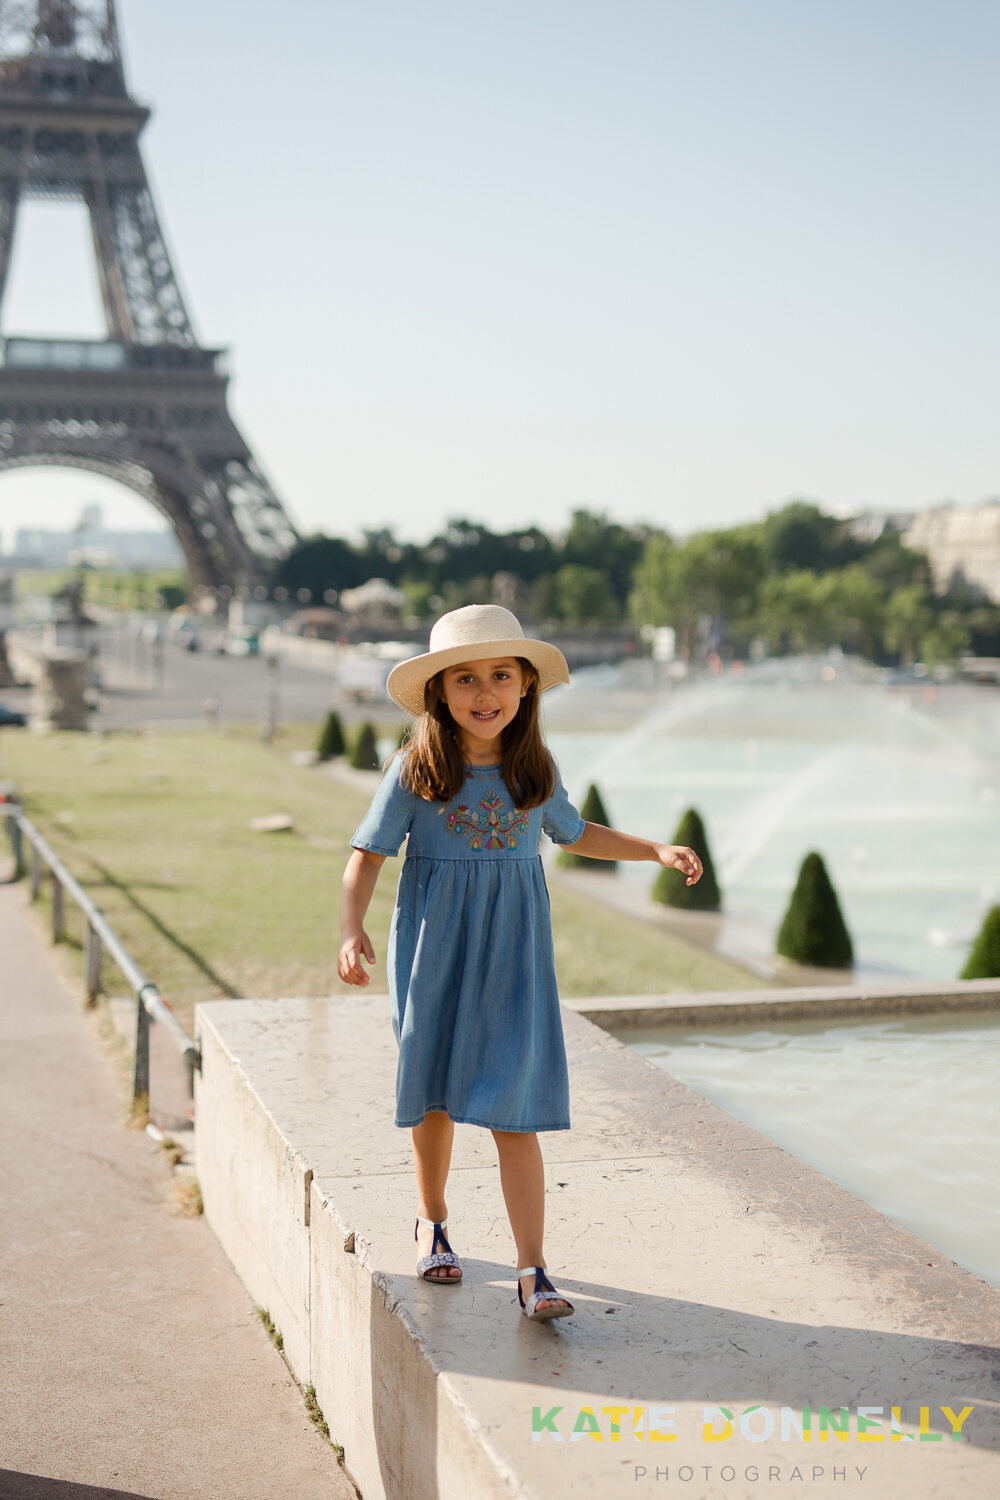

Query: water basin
left=616, top=1008, right=1000, bottom=1289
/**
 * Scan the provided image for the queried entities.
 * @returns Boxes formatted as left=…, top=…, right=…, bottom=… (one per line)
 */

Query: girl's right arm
left=338, top=848, right=386, bottom=986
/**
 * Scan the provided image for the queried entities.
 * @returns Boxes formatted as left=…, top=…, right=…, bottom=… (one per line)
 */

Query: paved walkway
left=0, top=877, right=360, bottom=1500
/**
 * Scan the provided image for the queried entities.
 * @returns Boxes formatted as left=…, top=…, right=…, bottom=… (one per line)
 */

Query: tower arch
left=0, top=1, right=299, bottom=591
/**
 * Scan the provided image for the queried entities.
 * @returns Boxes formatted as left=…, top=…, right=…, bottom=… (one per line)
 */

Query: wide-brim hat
left=386, top=604, right=570, bottom=717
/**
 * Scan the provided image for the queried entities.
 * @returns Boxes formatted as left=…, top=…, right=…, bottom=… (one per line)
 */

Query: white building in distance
left=7, top=502, right=182, bottom=570
left=903, top=500, right=1000, bottom=603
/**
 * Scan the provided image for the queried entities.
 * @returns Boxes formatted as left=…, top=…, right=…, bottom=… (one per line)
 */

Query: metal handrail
left=2, top=793, right=200, bottom=1115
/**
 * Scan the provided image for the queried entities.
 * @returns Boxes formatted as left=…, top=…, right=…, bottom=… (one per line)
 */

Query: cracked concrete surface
left=194, top=993, right=1000, bottom=1499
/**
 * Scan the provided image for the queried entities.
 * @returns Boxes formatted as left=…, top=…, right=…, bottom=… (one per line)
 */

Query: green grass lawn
left=2, top=724, right=761, bottom=1035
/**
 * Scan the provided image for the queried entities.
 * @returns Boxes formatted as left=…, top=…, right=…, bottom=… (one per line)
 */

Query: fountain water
left=546, top=659, right=1000, bottom=982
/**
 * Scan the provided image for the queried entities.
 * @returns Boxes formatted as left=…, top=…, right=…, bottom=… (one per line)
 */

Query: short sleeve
left=541, top=773, right=585, bottom=847
left=350, top=757, right=416, bottom=857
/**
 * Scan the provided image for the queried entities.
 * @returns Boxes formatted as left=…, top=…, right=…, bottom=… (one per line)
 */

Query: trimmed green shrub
left=652, top=807, right=721, bottom=911
left=557, top=783, right=616, bottom=871
left=776, top=851, right=853, bottom=968
left=350, top=721, right=380, bottom=771
left=315, top=710, right=346, bottom=761
left=961, top=905, right=1000, bottom=979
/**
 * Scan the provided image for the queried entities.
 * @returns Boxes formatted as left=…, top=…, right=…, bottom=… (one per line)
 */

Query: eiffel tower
left=0, top=0, right=298, bottom=591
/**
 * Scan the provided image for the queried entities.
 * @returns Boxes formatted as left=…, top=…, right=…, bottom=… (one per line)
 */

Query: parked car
left=0, top=704, right=27, bottom=727
left=224, top=630, right=260, bottom=657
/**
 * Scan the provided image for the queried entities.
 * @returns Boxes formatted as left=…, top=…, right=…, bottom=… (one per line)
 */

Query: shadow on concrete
left=195, top=994, right=1000, bottom=1497
left=369, top=1261, right=1000, bottom=1498
left=0, top=1472, right=163, bottom=1499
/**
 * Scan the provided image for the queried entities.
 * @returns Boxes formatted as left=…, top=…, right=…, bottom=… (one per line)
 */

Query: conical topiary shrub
left=652, top=807, right=721, bottom=911
left=350, top=721, right=380, bottom=771
left=315, top=710, right=346, bottom=761
left=776, top=851, right=853, bottom=968
left=961, top=905, right=1000, bottom=979
left=556, top=783, right=616, bottom=870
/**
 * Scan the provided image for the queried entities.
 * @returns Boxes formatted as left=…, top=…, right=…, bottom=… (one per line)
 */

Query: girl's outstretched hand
left=654, top=844, right=703, bottom=886
left=338, top=929, right=376, bottom=986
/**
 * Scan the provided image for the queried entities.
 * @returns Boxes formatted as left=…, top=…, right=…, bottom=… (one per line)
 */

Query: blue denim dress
left=350, top=755, right=585, bottom=1132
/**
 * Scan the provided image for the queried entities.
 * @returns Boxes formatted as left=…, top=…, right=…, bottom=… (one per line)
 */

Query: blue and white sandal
left=517, top=1265, right=574, bottom=1320
left=415, top=1215, right=462, bottom=1283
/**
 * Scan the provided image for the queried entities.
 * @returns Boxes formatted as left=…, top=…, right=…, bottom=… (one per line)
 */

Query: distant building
left=842, top=509, right=917, bottom=543
left=10, top=502, right=182, bottom=570
left=903, top=501, right=1000, bottom=603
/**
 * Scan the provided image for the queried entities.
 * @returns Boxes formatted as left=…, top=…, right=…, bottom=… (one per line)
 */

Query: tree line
left=273, top=511, right=648, bottom=628
left=274, top=499, right=1000, bottom=666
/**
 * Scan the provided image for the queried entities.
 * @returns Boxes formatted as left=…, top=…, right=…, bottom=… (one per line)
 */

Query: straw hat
left=386, top=605, right=570, bottom=717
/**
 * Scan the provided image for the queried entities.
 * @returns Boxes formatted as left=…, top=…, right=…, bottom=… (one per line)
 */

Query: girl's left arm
left=563, top=823, right=703, bottom=886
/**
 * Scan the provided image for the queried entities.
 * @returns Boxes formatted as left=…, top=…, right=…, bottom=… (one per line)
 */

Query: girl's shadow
left=369, top=1261, right=1000, bottom=1500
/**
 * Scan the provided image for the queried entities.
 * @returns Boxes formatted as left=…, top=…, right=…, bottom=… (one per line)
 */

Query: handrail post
left=5, top=811, right=24, bottom=879
left=185, top=1041, right=198, bottom=1107
left=10, top=806, right=198, bottom=1126
left=85, top=922, right=103, bottom=1005
left=51, top=871, right=64, bottom=942
left=133, top=986, right=151, bottom=1115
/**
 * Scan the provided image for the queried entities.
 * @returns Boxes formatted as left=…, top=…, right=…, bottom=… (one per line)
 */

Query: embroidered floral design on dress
left=447, top=793, right=529, bottom=850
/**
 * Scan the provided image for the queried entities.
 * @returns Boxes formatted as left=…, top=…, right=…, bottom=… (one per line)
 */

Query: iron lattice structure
left=0, top=0, right=298, bottom=589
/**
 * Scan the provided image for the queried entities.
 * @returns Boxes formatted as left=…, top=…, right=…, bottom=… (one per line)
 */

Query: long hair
left=398, top=656, right=555, bottom=808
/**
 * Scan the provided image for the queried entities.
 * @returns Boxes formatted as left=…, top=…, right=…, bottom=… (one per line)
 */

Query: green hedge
left=652, top=807, right=721, bottom=911
left=556, top=783, right=615, bottom=871
left=315, top=710, right=346, bottom=761
left=961, top=905, right=1000, bottom=979
left=776, top=851, right=853, bottom=968
left=350, top=721, right=380, bottom=771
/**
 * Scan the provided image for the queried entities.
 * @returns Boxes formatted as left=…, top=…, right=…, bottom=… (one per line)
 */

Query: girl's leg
left=412, top=1110, right=460, bottom=1279
left=492, top=1130, right=570, bottom=1311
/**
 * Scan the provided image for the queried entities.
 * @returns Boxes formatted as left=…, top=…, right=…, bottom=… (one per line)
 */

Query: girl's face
left=438, top=656, right=529, bottom=757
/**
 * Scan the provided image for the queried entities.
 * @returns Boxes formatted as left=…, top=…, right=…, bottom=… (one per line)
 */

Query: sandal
left=517, top=1265, right=574, bottom=1320
left=415, top=1215, right=462, bottom=1284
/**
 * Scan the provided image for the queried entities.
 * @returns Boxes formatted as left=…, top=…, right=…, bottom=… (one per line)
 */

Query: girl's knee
left=412, top=1110, right=454, bottom=1141
left=492, top=1128, right=539, bottom=1151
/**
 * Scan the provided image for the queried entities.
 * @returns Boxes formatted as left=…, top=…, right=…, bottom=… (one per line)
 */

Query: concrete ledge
left=194, top=995, right=1000, bottom=1499
left=564, top=976, right=1000, bottom=1029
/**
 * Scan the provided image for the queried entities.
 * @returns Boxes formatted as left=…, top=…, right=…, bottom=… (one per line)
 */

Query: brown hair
left=397, top=656, right=555, bottom=808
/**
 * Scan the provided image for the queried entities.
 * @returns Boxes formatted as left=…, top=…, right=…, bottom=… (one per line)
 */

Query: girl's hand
left=654, top=844, right=703, bottom=886
left=338, top=929, right=376, bottom=986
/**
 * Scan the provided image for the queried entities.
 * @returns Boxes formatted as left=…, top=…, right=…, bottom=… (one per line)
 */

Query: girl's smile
left=439, top=657, right=528, bottom=760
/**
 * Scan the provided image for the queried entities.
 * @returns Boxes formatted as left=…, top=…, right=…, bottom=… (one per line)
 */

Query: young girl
left=338, top=605, right=702, bottom=1321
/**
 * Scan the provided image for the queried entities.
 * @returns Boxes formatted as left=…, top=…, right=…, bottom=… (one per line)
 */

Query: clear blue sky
left=1, top=0, right=999, bottom=551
